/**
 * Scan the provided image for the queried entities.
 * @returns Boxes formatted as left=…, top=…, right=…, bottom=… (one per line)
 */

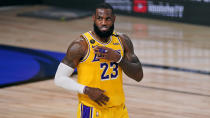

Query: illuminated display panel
left=105, top=0, right=210, bottom=26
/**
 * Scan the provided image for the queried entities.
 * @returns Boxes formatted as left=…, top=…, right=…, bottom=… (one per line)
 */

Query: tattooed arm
left=118, top=34, right=143, bottom=82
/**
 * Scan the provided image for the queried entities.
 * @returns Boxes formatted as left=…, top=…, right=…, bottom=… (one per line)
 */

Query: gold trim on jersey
left=80, top=34, right=90, bottom=62
left=80, top=31, right=124, bottom=63
left=115, top=32, right=124, bottom=53
left=88, top=31, right=112, bottom=45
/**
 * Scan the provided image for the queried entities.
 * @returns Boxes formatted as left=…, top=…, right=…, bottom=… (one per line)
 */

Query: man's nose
left=101, top=19, right=107, bottom=25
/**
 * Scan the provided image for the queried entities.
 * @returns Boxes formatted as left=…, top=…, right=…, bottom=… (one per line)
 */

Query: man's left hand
left=94, top=46, right=121, bottom=62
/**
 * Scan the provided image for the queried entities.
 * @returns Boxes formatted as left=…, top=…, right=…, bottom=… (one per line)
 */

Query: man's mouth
left=100, top=27, right=108, bottom=31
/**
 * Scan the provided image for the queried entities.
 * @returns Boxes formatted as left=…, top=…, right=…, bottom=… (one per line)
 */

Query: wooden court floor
left=0, top=6, right=210, bottom=118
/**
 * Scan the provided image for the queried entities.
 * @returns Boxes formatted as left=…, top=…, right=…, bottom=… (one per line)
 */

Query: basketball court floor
left=0, top=6, right=210, bottom=118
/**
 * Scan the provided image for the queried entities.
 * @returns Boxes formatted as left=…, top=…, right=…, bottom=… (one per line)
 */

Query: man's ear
left=92, top=14, right=95, bottom=21
left=113, top=15, right=116, bottom=23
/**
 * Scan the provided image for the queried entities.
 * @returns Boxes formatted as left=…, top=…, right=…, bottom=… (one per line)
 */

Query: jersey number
left=100, top=62, right=118, bottom=80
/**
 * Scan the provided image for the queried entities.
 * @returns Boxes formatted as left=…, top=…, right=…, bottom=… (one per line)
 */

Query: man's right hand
left=84, top=86, right=109, bottom=106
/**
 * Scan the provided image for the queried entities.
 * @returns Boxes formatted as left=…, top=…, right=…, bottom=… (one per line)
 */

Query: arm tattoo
left=62, top=38, right=87, bottom=68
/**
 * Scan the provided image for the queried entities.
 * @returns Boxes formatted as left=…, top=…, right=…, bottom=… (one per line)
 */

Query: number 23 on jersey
left=100, top=62, right=118, bottom=80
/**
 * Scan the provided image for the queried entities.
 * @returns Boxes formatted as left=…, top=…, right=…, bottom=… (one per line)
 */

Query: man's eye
left=97, top=17, right=102, bottom=20
left=106, top=18, right=111, bottom=20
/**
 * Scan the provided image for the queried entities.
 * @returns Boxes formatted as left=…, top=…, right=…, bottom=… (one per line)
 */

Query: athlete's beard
left=93, top=23, right=114, bottom=39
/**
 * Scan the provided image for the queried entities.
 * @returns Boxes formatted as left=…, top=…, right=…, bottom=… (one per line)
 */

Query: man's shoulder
left=75, top=31, right=92, bottom=42
left=116, top=33, right=131, bottom=44
left=68, top=34, right=88, bottom=49
left=71, top=38, right=85, bottom=45
left=80, top=31, right=92, bottom=36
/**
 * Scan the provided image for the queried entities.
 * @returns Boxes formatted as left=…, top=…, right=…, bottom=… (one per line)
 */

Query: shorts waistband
left=80, top=102, right=125, bottom=109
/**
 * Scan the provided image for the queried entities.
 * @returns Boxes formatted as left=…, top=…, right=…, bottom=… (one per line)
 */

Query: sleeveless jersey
left=77, top=31, right=125, bottom=109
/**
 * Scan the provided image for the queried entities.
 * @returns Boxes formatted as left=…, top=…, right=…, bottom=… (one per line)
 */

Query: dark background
left=0, top=0, right=210, bottom=26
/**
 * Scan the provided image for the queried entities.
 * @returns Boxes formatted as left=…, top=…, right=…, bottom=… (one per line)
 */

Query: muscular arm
left=62, top=38, right=87, bottom=68
left=57, top=37, right=109, bottom=106
left=54, top=38, right=87, bottom=93
left=119, top=34, right=143, bottom=82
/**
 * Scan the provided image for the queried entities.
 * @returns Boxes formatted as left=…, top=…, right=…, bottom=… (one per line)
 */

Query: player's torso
left=77, top=31, right=125, bottom=108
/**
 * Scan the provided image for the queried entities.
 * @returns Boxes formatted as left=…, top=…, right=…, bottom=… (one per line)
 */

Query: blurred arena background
left=0, top=0, right=210, bottom=118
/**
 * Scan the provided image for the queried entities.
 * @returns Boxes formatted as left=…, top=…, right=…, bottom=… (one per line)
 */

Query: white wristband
left=54, top=63, right=85, bottom=94
left=116, top=55, right=123, bottom=63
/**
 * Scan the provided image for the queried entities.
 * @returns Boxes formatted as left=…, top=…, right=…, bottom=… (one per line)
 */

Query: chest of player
left=88, top=39, right=123, bottom=63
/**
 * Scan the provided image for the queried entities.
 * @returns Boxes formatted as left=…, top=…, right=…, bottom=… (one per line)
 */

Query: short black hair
left=95, top=3, right=114, bottom=14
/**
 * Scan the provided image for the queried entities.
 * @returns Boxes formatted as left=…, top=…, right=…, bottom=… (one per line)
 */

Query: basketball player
left=54, top=3, right=143, bottom=118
